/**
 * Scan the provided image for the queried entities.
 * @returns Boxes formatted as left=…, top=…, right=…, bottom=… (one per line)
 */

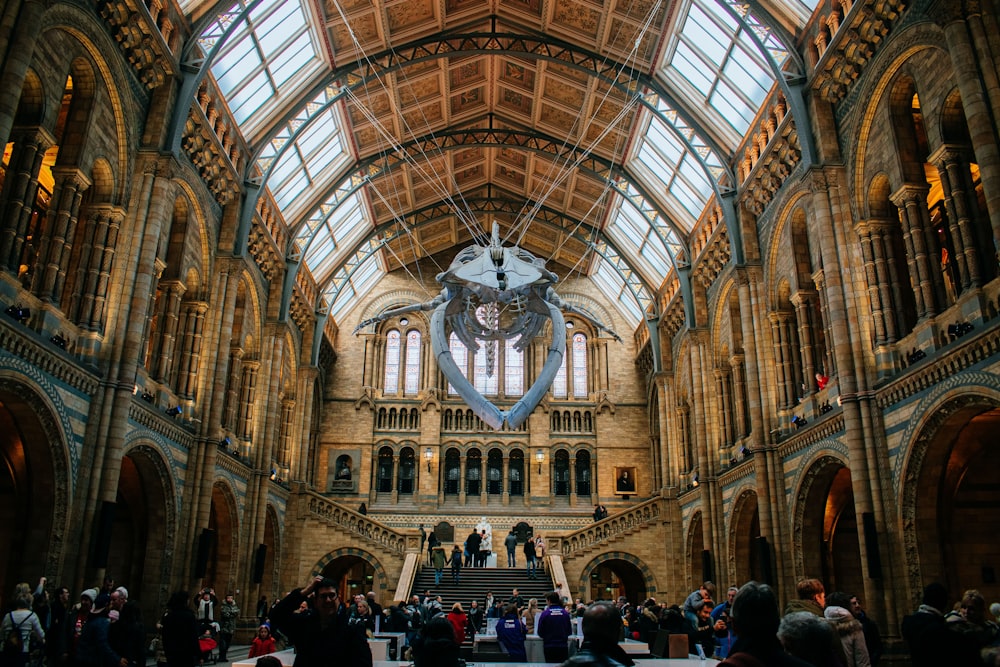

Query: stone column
left=502, top=455, right=510, bottom=505
left=0, top=127, right=53, bottom=274
left=939, top=7, right=1000, bottom=244
left=0, top=0, right=47, bottom=148
left=769, top=313, right=793, bottom=408
left=152, top=281, right=186, bottom=382
left=223, top=348, right=244, bottom=432
left=459, top=454, right=467, bottom=503
left=931, top=144, right=986, bottom=288
left=176, top=302, right=207, bottom=398
left=892, top=184, right=939, bottom=318
left=31, top=168, right=91, bottom=304
left=238, top=362, right=260, bottom=440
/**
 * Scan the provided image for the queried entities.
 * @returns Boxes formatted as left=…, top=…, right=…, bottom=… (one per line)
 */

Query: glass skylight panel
left=209, top=0, right=324, bottom=133
left=592, top=258, right=642, bottom=323
left=662, top=0, right=775, bottom=138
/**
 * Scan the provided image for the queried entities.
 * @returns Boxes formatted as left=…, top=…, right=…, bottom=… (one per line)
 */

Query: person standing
left=0, top=587, right=44, bottom=667
left=504, top=530, right=518, bottom=568
left=449, top=545, right=463, bottom=583
left=217, top=594, right=239, bottom=662
left=464, top=529, right=481, bottom=568
left=432, top=543, right=447, bottom=586
left=256, top=596, right=269, bottom=627
left=495, top=604, right=526, bottom=661
left=426, top=531, right=437, bottom=566
left=444, top=604, right=468, bottom=646
left=418, top=524, right=427, bottom=562
left=268, top=576, right=371, bottom=667
left=536, top=591, right=572, bottom=663
left=849, top=595, right=881, bottom=665
left=467, top=601, right=483, bottom=641
left=247, top=625, right=276, bottom=658
left=160, top=592, right=200, bottom=667
left=524, top=537, right=537, bottom=579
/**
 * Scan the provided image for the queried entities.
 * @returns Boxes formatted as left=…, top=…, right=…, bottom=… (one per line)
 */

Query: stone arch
left=686, top=510, right=706, bottom=588
left=116, top=441, right=178, bottom=620
left=898, top=375, right=1000, bottom=605
left=312, top=548, right=389, bottom=598
left=728, top=487, right=762, bottom=587
left=14, top=68, right=45, bottom=126
left=354, top=289, right=433, bottom=333
left=0, top=374, right=74, bottom=592
left=789, top=446, right=864, bottom=595
left=206, top=479, right=241, bottom=595
left=578, top=551, right=658, bottom=605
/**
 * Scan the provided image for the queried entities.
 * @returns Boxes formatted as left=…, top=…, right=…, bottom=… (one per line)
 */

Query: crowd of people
left=423, top=527, right=548, bottom=583
left=5, top=573, right=999, bottom=667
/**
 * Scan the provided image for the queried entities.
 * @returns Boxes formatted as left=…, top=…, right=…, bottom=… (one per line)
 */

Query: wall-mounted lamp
left=165, top=406, right=182, bottom=417
left=424, top=447, right=433, bottom=472
left=535, top=449, right=545, bottom=474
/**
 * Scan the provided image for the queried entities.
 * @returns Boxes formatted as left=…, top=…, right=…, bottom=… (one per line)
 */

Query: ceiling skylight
left=209, top=0, right=325, bottom=136
left=661, top=0, right=774, bottom=141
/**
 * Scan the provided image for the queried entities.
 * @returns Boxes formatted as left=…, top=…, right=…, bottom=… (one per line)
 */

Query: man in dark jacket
left=464, top=529, right=482, bottom=567
left=901, top=582, right=961, bottom=667
left=559, top=602, right=635, bottom=667
left=536, top=591, right=572, bottom=663
left=269, top=576, right=372, bottom=667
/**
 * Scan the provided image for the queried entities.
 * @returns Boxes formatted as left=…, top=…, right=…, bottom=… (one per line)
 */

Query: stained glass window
left=572, top=333, right=588, bottom=397
left=384, top=330, right=400, bottom=393
left=404, top=330, right=421, bottom=395
left=505, top=338, right=524, bottom=396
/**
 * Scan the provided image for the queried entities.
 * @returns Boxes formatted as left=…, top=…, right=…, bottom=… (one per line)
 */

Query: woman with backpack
left=1, top=584, right=44, bottom=667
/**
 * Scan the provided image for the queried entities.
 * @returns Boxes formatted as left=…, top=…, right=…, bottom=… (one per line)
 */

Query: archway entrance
left=0, top=388, right=62, bottom=595
left=731, top=491, right=763, bottom=585
left=687, top=512, right=707, bottom=587
left=320, top=555, right=376, bottom=601
left=108, top=446, right=173, bottom=621
left=205, top=482, right=239, bottom=594
left=587, top=559, right=646, bottom=605
left=908, top=404, right=1000, bottom=603
left=798, top=458, right=863, bottom=597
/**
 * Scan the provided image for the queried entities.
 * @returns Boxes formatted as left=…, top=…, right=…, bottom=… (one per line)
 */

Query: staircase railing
left=304, top=490, right=410, bottom=554
left=553, top=496, right=663, bottom=557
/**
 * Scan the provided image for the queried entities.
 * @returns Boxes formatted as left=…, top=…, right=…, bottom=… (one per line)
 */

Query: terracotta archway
left=728, top=488, right=762, bottom=586
left=205, top=480, right=240, bottom=594
left=578, top=552, right=656, bottom=606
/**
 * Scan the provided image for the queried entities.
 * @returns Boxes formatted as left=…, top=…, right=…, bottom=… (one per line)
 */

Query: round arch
left=312, top=548, right=389, bottom=601
left=0, top=377, right=73, bottom=593
left=898, top=379, right=1000, bottom=606
left=728, top=487, right=762, bottom=587
left=205, top=479, right=241, bottom=595
left=578, top=551, right=658, bottom=606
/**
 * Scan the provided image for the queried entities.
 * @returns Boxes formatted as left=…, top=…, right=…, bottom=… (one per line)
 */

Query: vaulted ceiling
left=184, top=0, right=815, bottom=327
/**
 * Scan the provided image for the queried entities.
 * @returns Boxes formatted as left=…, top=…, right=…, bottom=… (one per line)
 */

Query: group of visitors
left=0, top=576, right=147, bottom=667
left=423, top=524, right=547, bottom=583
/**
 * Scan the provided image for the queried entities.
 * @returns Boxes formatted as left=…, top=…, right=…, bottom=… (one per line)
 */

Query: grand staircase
left=409, top=564, right=554, bottom=629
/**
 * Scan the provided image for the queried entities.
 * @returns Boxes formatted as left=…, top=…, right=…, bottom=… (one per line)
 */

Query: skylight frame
left=659, top=0, right=775, bottom=143
left=208, top=0, right=327, bottom=138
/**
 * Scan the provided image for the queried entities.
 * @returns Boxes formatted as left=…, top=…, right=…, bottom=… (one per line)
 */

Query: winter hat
left=115, top=586, right=128, bottom=600
left=81, top=588, right=98, bottom=603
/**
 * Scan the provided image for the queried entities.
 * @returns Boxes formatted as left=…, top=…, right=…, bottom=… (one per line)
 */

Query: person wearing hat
left=75, top=591, right=122, bottom=667
left=63, top=589, right=97, bottom=667
left=108, top=588, right=143, bottom=667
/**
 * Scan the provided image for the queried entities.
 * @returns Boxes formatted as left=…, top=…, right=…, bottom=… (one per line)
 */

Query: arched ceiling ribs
left=285, top=127, right=690, bottom=267
left=311, top=197, right=657, bottom=322
left=250, top=27, right=735, bottom=191
left=711, top=0, right=816, bottom=167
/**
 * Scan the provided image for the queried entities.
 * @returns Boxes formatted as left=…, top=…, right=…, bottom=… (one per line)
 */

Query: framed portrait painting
left=615, top=466, right=636, bottom=494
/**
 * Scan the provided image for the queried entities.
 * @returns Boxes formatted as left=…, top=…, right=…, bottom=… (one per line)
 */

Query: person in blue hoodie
left=495, top=603, right=526, bottom=660
left=536, top=591, right=572, bottom=663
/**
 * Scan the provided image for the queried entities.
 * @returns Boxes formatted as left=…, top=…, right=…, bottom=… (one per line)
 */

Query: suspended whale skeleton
left=355, top=223, right=621, bottom=430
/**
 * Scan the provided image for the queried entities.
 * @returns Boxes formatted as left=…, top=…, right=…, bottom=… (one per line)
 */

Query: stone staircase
left=409, top=564, right=554, bottom=632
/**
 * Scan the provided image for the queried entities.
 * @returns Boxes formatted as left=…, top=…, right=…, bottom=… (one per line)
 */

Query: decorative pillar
left=176, top=302, right=207, bottom=399
left=31, top=168, right=91, bottom=304
left=931, top=144, right=985, bottom=288
left=0, top=128, right=53, bottom=274
left=892, top=184, right=939, bottom=318
left=238, top=361, right=260, bottom=441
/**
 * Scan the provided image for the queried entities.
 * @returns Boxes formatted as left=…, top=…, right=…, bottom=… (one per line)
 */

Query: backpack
left=3, top=612, right=32, bottom=654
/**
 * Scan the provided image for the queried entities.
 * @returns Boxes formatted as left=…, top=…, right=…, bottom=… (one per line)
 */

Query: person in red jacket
left=247, top=624, right=276, bottom=657
left=445, top=603, right=468, bottom=646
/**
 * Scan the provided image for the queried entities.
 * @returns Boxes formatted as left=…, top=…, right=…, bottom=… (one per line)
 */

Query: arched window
left=554, top=450, right=570, bottom=496
left=487, top=449, right=503, bottom=495
left=572, top=333, right=588, bottom=397
left=384, top=330, right=401, bottom=393
left=448, top=333, right=467, bottom=395
left=404, top=330, right=421, bottom=395
left=466, top=449, right=482, bottom=495
left=444, top=448, right=461, bottom=495
left=575, top=450, right=592, bottom=496
left=505, top=338, right=524, bottom=396
left=385, top=328, right=421, bottom=395
left=398, top=448, right=415, bottom=494
left=553, top=352, right=568, bottom=398
left=377, top=447, right=394, bottom=493
left=509, top=450, right=525, bottom=496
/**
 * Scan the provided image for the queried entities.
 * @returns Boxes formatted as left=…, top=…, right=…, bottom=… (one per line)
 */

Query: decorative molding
left=559, top=497, right=662, bottom=558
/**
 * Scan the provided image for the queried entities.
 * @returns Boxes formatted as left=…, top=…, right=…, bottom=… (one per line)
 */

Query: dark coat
left=160, top=608, right=200, bottom=667
left=268, top=589, right=372, bottom=667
